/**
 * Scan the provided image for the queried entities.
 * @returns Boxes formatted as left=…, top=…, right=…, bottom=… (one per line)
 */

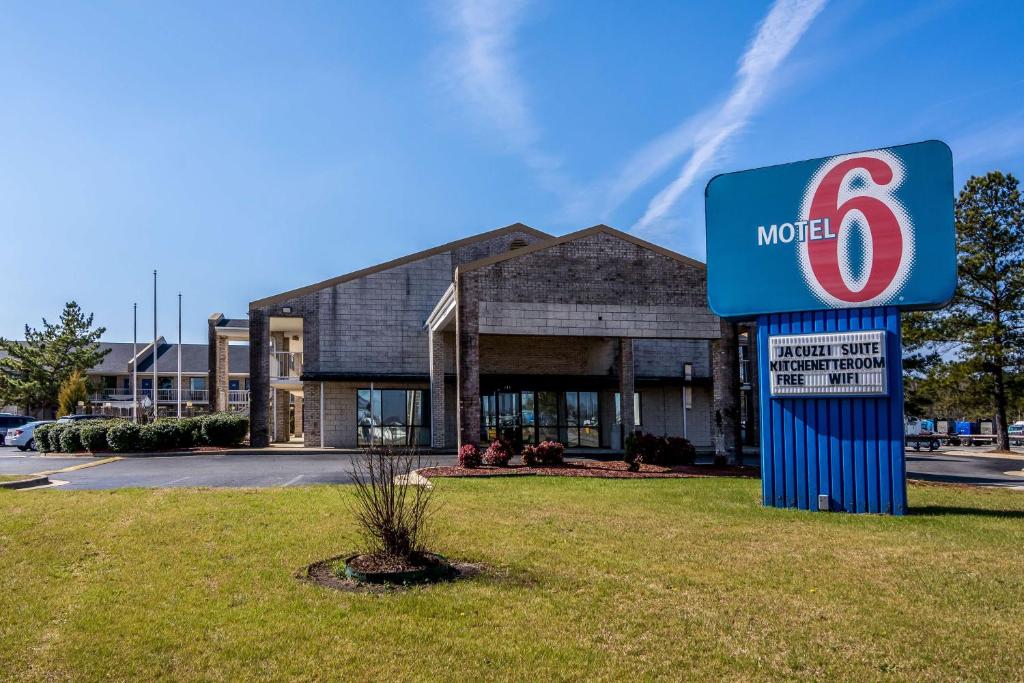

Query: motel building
left=246, top=224, right=754, bottom=455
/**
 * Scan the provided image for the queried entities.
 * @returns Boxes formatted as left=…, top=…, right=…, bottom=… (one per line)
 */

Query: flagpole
left=177, top=292, right=182, bottom=419
left=132, top=303, right=138, bottom=423
left=153, top=270, right=158, bottom=420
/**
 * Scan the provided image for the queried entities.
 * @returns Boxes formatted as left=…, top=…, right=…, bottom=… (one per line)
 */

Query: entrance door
left=497, top=391, right=522, bottom=451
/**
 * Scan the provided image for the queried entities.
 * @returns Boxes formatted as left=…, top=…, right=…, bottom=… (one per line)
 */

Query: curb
left=0, top=475, right=51, bottom=490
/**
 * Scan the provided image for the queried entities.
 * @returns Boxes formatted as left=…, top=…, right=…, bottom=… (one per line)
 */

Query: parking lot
left=1, top=444, right=1022, bottom=491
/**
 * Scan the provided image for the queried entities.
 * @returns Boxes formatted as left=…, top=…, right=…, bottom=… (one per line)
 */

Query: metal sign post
left=705, top=141, right=955, bottom=515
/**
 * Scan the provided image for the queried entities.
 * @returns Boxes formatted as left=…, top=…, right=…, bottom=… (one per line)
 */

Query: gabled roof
left=251, top=222, right=551, bottom=309
left=456, top=224, right=707, bottom=275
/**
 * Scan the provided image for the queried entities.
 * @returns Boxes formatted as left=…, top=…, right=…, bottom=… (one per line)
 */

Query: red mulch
left=419, top=459, right=759, bottom=480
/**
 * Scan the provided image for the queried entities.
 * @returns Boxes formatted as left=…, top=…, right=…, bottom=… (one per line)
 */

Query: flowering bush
left=458, top=443, right=482, bottom=468
left=483, top=439, right=513, bottom=466
left=521, top=440, right=565, bottom=466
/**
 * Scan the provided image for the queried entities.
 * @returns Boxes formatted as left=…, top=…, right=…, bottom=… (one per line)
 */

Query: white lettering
left=758, top=224, right=778, bottom=245
left=778, top=223, right=795, bottom=243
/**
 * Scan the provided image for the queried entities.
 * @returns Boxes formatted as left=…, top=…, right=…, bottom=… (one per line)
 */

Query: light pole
left=132, top=302, right=138, bottom=423
left=153, top=270, right=158, bottom=420
left=177, top=292, right=182, bottom=419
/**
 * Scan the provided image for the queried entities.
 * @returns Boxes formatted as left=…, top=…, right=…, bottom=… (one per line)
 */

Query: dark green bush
left=46, top=423, right=68, bottom=452
left=58, top=422, right=84, bottom=453
left=34, top=424, right=54, bottom=452
left=201, top=413, right=249, bottom=447
left=178, top=416, right=207, bottom=447
left=139, top=420, right=187, bottom=451
left=79, top=421, right=111, bottom=452
left=106, top=420, right=141, bottom=453
left=624, top=431, right=696, bottom=467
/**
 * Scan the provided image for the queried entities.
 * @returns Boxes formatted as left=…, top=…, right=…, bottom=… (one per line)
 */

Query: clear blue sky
left=1, top=0, right=1021, bottom=343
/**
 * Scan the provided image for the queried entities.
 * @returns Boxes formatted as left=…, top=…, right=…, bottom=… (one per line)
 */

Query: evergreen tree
left=908, top=172, right=1024, bottom=450
left=0, top=302, right=109, bottom=416
left=57, top=369, right=90, bottom=417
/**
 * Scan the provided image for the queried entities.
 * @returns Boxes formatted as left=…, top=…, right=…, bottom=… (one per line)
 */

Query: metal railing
left=227, top=390, right=250, bottom=404
left=270, top=352, right=303, bottom=380
left=89, top=388, right=210, bottom=403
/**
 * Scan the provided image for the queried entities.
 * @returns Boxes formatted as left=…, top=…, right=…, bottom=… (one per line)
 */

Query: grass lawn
left=2, top=478, right=1023, bottom=681
left=0, top=474, right=31, bottom=483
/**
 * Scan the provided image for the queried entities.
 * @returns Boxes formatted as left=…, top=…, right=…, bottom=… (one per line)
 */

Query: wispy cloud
left=951, top=112, right=1024, bottom=165
left=437, top=0, right=575, bottom=198
left=632, top=0, right=827, bottom=234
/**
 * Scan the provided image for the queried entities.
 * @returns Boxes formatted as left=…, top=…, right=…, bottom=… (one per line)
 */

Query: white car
left=6, top=421, right=53, bottom=451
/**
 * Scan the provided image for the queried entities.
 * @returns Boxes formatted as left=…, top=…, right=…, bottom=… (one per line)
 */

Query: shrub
left=663, top=437, right=697, bottom=466
left=34, top=424, right=54, bottom=452
left=106, top=420, right=141, bottom=453
left=79, top=421, right=111, bottom=452
left=624, top=431, right=696, bottom=467
left=349, top=447, right=433, bottom=560
left=58, top=422, right=84, bottom=453
left=46, top=422, right=68, bottom=452
left=713, top=453, right=728, bottom=467
left=458, top=443, right=482, bottom=468
left=483, top=439, right=513, bottom=466
left=522, top=440, right=565, bottom=466
left=178, top=416, right=207, bottom=447
left=139, top=420, right=186, bottom=451
left=201, top=413, right=249, bottom=447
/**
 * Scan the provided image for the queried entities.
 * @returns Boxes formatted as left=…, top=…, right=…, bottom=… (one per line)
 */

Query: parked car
left=6, top=420, right=53, bottom=451
left=0, top=414, right=34, bottom=446
left=56, top=414, right=108, bottom=423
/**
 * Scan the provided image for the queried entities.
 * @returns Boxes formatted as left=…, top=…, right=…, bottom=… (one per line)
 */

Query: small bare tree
left=349, top=447, right=434, bottom=560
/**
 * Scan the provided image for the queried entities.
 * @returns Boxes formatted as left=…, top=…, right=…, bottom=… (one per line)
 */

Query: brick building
left=247, top=223, right=749, bottom=455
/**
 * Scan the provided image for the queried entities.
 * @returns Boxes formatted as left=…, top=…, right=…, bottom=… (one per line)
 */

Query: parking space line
left=283, top=475, right=304, bottom=487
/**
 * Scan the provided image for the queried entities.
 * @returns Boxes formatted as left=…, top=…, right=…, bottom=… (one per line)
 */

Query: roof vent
left=509, top=238, right=528, bottom=251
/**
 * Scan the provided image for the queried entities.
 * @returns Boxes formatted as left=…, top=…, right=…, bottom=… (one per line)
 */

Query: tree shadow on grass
left=910, top=505, right=1024, bottom=519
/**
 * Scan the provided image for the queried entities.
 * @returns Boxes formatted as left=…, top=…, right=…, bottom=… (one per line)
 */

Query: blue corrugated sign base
left=757, top=306, right=907, bottom=515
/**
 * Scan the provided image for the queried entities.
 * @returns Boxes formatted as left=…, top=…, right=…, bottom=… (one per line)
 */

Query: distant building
left=0, top=336, right=250, bottom=417
left=87, top=337, right=250, bottom=416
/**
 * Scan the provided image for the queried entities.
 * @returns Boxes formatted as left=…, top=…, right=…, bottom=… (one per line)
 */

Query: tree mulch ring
left=419, top=459, right=759, bottom=480
left=298, top=554, right=485, bottom=594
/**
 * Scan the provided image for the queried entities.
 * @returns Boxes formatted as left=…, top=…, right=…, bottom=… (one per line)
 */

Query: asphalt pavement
left=1, top=445, right=1022, bottom=491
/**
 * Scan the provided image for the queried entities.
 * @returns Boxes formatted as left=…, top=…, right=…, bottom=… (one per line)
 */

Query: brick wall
left=464, top=231, right=720, bottom=340
left=319, top=380, right=430, bottom=448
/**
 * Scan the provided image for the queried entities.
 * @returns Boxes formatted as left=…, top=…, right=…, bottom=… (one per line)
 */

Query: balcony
left=90, top=388, right=210, bottom=404
left=228, top=390, right=250, bottom=405
left=270, top=352, right=303, bottom=382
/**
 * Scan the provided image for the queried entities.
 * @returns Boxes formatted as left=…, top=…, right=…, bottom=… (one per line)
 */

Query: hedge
left=33, top=424, right=52, bottom=452
left=37, top=413, right=249, bottom=454
left=79, top=421, right=110, bottom=452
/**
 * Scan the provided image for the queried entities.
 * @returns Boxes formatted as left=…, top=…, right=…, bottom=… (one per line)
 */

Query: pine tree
left=909, top=172, right=1024, bottom=450
left=0, top=302, right=110, bottom=416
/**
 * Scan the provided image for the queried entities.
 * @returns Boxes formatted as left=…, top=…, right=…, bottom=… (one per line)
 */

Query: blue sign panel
left=705, top=140, right=955, bottom=319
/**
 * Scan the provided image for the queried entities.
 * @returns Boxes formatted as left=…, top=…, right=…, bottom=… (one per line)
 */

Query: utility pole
left=177, top=292, right=182, bottom=419
left=153, top=270, right=158, bottom=420
left=132, top=302, right=138, bottom=423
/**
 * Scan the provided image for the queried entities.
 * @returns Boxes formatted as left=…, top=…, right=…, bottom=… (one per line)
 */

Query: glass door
left=497, top=391, right=522, bottom=451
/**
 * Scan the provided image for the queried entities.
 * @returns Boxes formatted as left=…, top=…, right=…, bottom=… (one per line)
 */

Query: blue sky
left=1, top=0, right=1022, bottom=343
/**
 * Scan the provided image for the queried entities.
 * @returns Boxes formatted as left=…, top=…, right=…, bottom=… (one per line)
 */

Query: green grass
left=0, top=474, right=31, bottom=483
left=2, top=478, right=1023, bottom=681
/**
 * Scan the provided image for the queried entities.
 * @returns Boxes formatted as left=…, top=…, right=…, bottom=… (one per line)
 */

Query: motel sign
left=705, top=141, right=955, bottom=515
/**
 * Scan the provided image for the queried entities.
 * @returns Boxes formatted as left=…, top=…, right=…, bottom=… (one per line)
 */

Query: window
left=479, top=389, right=602, bottom=448
left=190, top=377, right=206, bottom=391
left=357, top=389, right=430, bottom=447
left=614, top=392, right=643, bottom=430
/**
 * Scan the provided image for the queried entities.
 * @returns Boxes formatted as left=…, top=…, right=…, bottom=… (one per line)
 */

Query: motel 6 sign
left=704, top=140, right=955, bottom=319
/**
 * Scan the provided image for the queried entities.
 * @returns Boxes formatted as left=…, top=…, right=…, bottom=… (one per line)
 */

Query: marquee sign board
left=705, top=140, right=955, bottom=319
left=768, top=330, right=887, bottom=397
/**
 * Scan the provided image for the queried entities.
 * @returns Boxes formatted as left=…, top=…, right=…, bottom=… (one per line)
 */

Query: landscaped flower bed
left=419, top=459, right=758, bottom=479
